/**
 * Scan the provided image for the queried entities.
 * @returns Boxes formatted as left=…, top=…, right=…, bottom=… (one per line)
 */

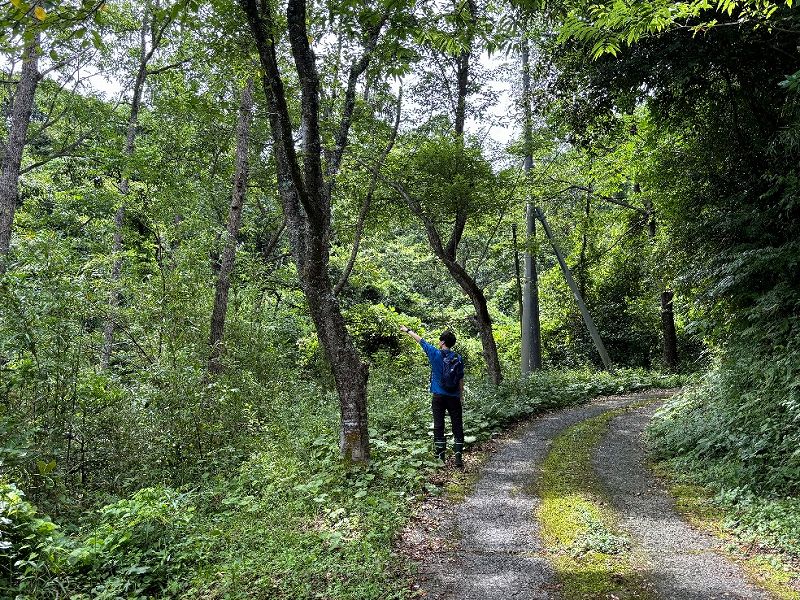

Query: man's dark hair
left=439, top=330, right=456, bottom=349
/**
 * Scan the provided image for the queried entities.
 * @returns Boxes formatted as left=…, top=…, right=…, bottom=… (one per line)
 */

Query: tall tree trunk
left=521, top=202, right=542, bottom=373
left=0, top=35, right=40, bottom=273
left=240, top=0, right=386, bottom=462
left=101, top=12, right=156, bottom=369
left=208, top=80, right=254, bottom=374
left=661, top=290, right=678, bottom=371
left=639, top=183, right=678, bottom=371
left=421, top=0, right=503, bottom=384
left=520, top=38, right=542, bottom=374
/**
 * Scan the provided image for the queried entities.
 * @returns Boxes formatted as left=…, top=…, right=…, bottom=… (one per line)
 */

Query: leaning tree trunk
left=208, top=80, right=254, bottom=374
left=425, top=0, right=502, bottom=384
left=443, top=256, right=502, bottom=385
left=537, top=207, right=612, bottom=370
left=393, top=182, right=504, bottom=385
left=0, top=35, right=40, bottom=273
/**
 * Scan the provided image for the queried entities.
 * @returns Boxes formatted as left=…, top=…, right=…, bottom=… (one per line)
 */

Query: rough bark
left=239, top=0, right=386, bottom=462
left=0, top=35, right=40, bottom=273
left=208, top=80, right=254, bottom=375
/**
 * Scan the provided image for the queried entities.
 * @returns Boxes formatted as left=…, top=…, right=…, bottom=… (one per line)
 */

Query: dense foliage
left=1, top=0, right=797, bottom=596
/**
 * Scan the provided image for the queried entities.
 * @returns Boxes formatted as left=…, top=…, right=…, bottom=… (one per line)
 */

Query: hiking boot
left=434, top=441, right=447, bottom=462
left=453, top=442, right=464, bottom=469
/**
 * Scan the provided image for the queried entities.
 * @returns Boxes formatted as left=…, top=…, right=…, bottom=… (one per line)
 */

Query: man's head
left=439, top=330, right=456, bottom=349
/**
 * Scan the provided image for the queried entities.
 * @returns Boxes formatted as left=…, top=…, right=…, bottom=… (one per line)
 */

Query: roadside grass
left=647, top=381, right=800, bottom=600
left=1, top=370, right=683, bottom=599
left=535, top=402, right=657, bottom=600
left=651, top=463, right=800, bottom=600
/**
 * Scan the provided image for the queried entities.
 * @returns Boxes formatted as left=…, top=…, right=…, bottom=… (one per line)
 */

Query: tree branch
left=19, top=132, right=92, bottom=174
left=334, top=88, right=402, bottom=296
left=146, top=58, right=192, bottom=75
left=239, top=0, right=311, bottom=228
left=549, top=180, right=649, bottom=214
left=287, top=0, right=325, bottom=220
left=326, top=13, right=388, bottom=180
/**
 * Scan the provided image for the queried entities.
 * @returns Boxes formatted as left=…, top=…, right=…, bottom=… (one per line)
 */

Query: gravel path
left=410, top=392, right=670, bottom=599
left=409, top=390, right=773, bottom=600
left=593, top=402, right=771, bottom=600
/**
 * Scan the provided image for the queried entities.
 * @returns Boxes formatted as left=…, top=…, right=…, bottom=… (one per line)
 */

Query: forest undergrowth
left=648, top=334, right=800, bottom=594
left=1, top=366, right=680, bottom=599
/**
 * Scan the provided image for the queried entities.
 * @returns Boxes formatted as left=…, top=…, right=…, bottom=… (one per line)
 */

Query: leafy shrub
left=0, top=482, right=68, bottom=598
left=647, top=334, right=800, bottom=564
left=648, top=342, right=800, bottom=494
left=715, top=488, right=800, bottom=555
left=2, top=367, right=681, bottom=599
left=68, top=486, right=204, bottom=599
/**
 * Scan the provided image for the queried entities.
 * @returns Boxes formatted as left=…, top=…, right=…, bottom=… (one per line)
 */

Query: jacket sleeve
left=419, top=339, right=438, bottom=364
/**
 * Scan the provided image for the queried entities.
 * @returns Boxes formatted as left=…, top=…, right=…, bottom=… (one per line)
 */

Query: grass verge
left=535, top=401, right=655, bottom=600
left=652, top=464, right=800, bottom=600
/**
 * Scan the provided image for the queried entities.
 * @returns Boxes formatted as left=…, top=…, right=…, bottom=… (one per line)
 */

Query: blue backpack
left=441, top=350, right=464, bottom=394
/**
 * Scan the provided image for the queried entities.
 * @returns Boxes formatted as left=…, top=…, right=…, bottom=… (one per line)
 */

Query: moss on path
left=535, top=402, right=655, bottom=599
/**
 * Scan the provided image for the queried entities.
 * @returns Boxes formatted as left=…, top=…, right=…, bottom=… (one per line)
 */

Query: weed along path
left=404, top=391, right=774, bottom=600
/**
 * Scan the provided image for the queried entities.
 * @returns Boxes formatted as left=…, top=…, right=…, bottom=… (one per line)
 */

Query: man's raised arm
left=399, top=324, right=422, bottom=343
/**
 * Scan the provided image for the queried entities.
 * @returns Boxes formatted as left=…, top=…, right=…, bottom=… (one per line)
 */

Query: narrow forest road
left=402, top=391, right=773, bottom=600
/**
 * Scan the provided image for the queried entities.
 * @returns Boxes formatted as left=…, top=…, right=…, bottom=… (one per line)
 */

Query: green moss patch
left=535, top=404, right=654, bottom=600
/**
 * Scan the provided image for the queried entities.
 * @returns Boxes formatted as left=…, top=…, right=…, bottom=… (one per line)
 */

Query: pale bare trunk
left=520, top=38, right=542, bottom=374
left=0, top=35, right=40, bottom=272
left=208, top=80, right=254, bottom=374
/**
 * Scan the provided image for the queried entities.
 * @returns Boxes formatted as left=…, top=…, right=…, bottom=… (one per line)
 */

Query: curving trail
left=594, top=403, right=771, bottom=600
left=407, top=391, right=773, bottom=600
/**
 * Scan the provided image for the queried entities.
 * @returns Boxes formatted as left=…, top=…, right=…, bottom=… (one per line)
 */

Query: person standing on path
left=399, top=325, right=465, bottom=467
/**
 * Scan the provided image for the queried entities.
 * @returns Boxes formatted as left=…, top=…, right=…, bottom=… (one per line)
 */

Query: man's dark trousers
left=432, top=393, right=464, bottom=455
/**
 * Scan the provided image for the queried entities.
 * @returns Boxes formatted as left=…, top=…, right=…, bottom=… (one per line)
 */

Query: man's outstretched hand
left=399, top=325, right=422, bottom=342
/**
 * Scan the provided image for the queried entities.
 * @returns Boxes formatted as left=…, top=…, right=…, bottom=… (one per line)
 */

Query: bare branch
left=326, top=12, right=388, bottom=180
left=19, top=132, right=92, bottom=174
left=549, top=180, right=649, bottom=214
left=146, top=58, right=192, bottom=76
left=334, top=88, right=402, bottom=296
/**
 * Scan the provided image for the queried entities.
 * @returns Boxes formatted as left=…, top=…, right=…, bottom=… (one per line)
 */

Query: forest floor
left=399, top=391, right=785, bottom=600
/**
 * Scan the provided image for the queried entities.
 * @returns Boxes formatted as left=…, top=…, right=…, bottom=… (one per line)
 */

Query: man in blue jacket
left=399, top=325, right=465, bottom=468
